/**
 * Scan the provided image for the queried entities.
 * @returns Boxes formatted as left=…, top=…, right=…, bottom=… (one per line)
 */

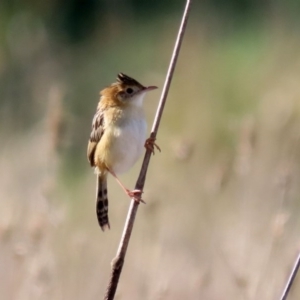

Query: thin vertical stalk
left=280, top=252, right=300, bottom=300
left=103, top=1, right=193, bottom=299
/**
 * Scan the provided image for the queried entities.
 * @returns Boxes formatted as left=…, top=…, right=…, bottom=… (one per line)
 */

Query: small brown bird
left=87, top=73, right=158, bottom=231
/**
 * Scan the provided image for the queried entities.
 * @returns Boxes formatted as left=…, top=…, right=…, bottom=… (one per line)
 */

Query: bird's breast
left=100, top=109, right=147, bottom=175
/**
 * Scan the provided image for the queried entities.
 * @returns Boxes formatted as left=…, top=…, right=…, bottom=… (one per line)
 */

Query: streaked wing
left=87, top=108, right=105, bottom=166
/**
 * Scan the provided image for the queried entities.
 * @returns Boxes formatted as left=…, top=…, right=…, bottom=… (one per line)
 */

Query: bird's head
left=101, top=73, right=157, bottom=106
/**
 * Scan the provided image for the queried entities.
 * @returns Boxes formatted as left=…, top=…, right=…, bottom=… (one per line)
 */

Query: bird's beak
left=144, top=86, right=158, bottom=92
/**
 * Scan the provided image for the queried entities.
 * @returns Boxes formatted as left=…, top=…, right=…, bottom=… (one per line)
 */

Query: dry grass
left=1, top=20, right=300, bottom=299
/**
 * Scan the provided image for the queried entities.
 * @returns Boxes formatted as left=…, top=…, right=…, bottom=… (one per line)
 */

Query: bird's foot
left=125, top=189, right=146, bottom=204
left=145, top=137, right=161, bottom=155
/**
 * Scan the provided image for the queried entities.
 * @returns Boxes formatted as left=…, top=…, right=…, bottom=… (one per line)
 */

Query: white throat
left=130, top=93, right=146, bottom=107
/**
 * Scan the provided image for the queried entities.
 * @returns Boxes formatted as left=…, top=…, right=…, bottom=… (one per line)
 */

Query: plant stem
left=280, top=252, right=300, bottom=300
left=103, top=1, right=193, bottom=299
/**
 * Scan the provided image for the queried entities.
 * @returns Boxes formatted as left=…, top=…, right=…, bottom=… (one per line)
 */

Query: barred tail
left=96, top=175, right=110, bottom=231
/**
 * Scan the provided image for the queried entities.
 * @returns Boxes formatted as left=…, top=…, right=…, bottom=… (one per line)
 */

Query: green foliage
left=2, top=3, right=300, bottom=299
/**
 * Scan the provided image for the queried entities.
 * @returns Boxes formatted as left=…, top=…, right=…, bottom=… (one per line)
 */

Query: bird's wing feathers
left=87, top=108, right=105, bottom=167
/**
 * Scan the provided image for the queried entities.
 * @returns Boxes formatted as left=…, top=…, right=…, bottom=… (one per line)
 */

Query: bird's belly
left=107, top=119, right=146, bottom=174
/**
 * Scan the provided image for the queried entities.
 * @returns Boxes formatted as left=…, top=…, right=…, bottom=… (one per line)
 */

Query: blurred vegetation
left=1, top=1, right=300, bottom=299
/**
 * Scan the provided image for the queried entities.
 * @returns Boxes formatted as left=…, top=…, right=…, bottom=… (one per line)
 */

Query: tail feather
left=96, top=175, right=110, bottom=231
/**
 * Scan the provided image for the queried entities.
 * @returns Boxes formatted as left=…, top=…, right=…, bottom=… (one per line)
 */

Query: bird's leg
left=144, top=137, right=161, bottom=155
left=108, top=169, right=145, bottom=204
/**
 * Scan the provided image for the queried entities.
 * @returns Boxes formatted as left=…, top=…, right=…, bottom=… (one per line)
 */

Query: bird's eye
left=126, top=88, right=133, bottom=94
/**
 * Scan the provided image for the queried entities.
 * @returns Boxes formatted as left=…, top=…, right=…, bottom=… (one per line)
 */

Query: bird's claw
left=126, top=189, right=146, bottom=204
left=145, top=137, right=161, bottom=155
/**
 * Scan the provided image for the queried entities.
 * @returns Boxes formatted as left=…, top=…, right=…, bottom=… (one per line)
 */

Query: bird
left=87, top=73, right=159, bottom=231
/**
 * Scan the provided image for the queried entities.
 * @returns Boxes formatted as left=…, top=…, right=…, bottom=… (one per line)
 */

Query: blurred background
left=1, top=0, right=300, bottom=299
